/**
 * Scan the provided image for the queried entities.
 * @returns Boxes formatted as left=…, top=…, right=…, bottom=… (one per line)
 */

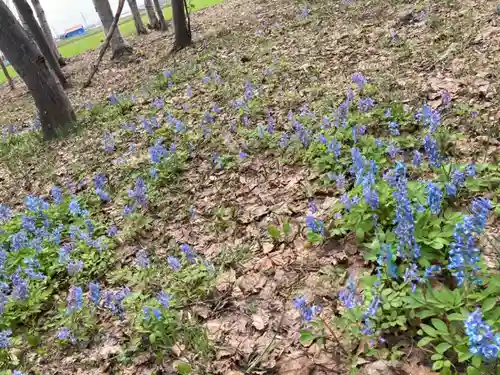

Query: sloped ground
left=0, top=0, right=499, bottom=374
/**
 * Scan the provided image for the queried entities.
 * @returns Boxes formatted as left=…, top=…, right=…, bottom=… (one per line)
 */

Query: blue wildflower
left=424, top=265, right=441, bottom=278
left=403, top=263, right=421, bottom=292
left=239, top=151, right=248, bottom=159
left=386, top=163, right=420, bottom=259
left=423, top=134, right=441, bottom=167
left=57, top=327, right=76, bottom=344
left=464, top=309, right=500, bottom=360
left=387, top=142, right=400, bottom=159
left=152, top=97, right=164, bottom=109
left=415, top=104, right=440, bottom=132
left=136, top=249, right=150, bottom=268
left=336, top=173, right=346, bottom=190
left=412, top=151, right=422, bottom=167
left=104, top=287, right=130, bottom=320
left=0, top=329, right=12, bottom=348
left=465, top=164, right=476, bottom=177
left=51, top=186, right=63, bottom=204
left=445, top=183, right=457, bottom=197
left=69, top=198, right=87, bottom=216
left=293, top=296, right=321, bottom=322
left=10, top=269, right=29, bottom=300
left=358, top=97, right=375, bottom=112
left=103, top=132, right=115, bottom=152
left=305, top=216, right=324, bottom=236
left=66, top=286, right=83, bottom=314
left=180, top=244, right=196, bottom=263
left=89, top=282, right=100, bottom=305
left=25, top=195, right=49, bottom=214
left=128, top=178, right=147, bottom=207
left=108, top=94, right=119, bottom=105
left=150, top=139, right=168, bottom=164
left=389, top=121, right=400, bottom=135
left=351, top=72, right=367, bottom=90
left=427, top=182, right=443, bottom=214
left=157, top=291, right=171, bottom=308
left=328, top=138, right=341, bottom=158
left=143, top=306, right=161, bottom=321
left=168, top=256, right=181, bottom=271
left=0, top=204, right=12, bottom=223
left=448, top=199, right=491, bottom=286
left=339, top=276, right=360, bottom=308
left=67, top=260, right=84, bottom=276
left=279, top=133, right=290, bottom=148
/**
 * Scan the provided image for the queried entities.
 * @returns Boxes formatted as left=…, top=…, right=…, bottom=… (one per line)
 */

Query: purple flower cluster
left=448, top=198, right=491, bottom=286
left=293, top=296, right=321, bottom=322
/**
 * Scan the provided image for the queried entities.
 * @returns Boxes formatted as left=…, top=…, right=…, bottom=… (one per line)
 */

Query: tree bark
left=172, top=0, right=191, bottom=50
left=127, top=0, right=147, bottom=35
left=152, top=0, right=168, bottom=31
left=13, top=0, right=69, bottom=88
left=0, top=1, right=76, bottom=139
left=92, top=0, right=132, bottom=59
left=30, top=0, right=66, bottom=66
left=0, top=58, right=14, bottom=90
left=144, top=0, right=161, bottom=30
left=83, top=0, right=127, bottom=87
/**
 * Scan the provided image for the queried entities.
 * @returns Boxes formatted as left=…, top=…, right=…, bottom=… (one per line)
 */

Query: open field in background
left=0, top=0, right=222, bottom=84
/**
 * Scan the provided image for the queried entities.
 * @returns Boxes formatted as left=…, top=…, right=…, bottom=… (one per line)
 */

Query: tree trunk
left=92, top=0, right=132, bottom=59
left=152, top=0, right=168, bottom=31
left=127, top=0, right=147, bottom=35
left=172, top=0, right=191, bottom=50
left=30, top=0, right=66, bottom=66
left=0, top=1, right=76, bottom=139
left=13, top=0, right=68, bottom=88
left=144, top=0, right=161, bottom=30
left=0, top=57, right=14, bottom=90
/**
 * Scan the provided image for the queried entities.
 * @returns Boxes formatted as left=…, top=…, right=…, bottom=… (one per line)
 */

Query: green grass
left=0, top=0, right=222, bottom=84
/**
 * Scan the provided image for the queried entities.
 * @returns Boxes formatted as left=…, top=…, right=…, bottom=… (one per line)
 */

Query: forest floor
left=0, top=0, right=499, bottom=374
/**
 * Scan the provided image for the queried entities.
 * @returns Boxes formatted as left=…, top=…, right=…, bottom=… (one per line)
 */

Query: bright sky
left=25, top=0, right=146, bottom=35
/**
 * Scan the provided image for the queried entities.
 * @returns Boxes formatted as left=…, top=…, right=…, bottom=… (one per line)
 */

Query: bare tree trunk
left=127, top=0, right=147, bottom=35
left=83, top=0, right=127, bottom=87
left=172, top=0, right=191, bottom=50
left=152, top=0, right=168, bottom=31
left=30, top=0, right=66, bottom=66
left=0, top=1, right=76, bottom=139
left=13, top=0, right=69, bottom=88
left=0, top=58, right=14, bottom=90
left=144, top=0, right=161, bottom=30
left=92, top=0, right=132, bottom=59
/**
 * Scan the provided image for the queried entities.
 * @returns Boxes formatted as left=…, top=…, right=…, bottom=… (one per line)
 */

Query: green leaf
left=471, top=355, right=482, bottom=368
left=173, top=361, right=192, bottom=375
left=421, top=324, right=438, bottom=337
left=435, top=343, right=452, bottom=354
left=447, top=312, right=465, bottom=321
left=467, top=367, right=481, bottom=375
left=417, top=310, right=436, bottom=319
left=431, top=318, right=449, bottom=333
left=282, top=220, right=291, bottom=235
left=458, top=351, right=474, bottom=362
left=299, top=329, right=315, bottom=346
left=482, top=297, right=496, bottom=312
left=431, top=353, right=443, bottom=361
left=267, top=225, right=281, bottom=240
left=417, top=336, right=434, bottom=347
left=432, top=360, right=444, bottom=371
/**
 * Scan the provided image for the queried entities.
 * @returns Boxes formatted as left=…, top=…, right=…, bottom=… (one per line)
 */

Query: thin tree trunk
left=0, top=1, right=76, bottom=139
left=172, top=0, right=191, bottom=50
left=0, top=58, right=14, bottom=90
left=13, top=0, right=68, bottom=88
left=144, top=0, right=161, bottom=30
left=152, top=0, right=168, bottom=31
left=92, top=0, right=132, bottom=59
left=127, top=0, right=147, bottom=35
left=83, top=0, right=127, bottom=87
left=30, top=0, right=66, bottom=66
